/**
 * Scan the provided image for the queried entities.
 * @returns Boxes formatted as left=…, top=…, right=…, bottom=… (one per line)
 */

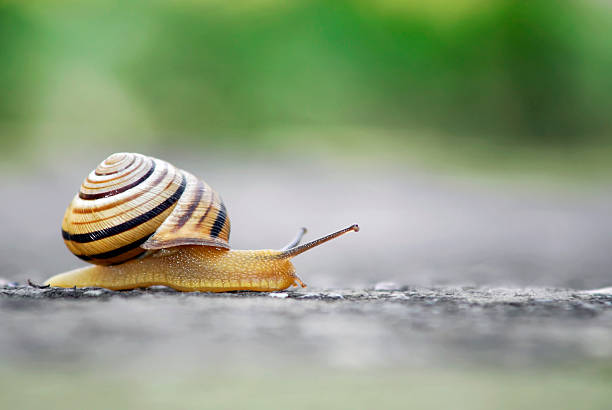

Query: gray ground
left=1, top=151, right=611, bottom=409
left=1, top=285, right=611, bottom=369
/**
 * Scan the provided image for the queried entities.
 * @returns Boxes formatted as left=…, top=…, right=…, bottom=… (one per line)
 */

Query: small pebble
left=582, top=287, right=612, bottom=295
left=269, top=292, right=288, bottom=299
left=391, top=294, right=410, bottom=301
left=83, top=290, right=104, bottom=297
left=296, top=293, right=320, bottom=299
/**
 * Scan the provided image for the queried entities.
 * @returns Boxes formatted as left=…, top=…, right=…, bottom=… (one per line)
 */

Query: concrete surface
left=1, top=284, right=611, bottom=369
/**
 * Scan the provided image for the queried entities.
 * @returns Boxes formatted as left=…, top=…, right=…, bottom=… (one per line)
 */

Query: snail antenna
left=281, top=227, right=308, bottom=251
left=278, top=224, right=359, bottom=259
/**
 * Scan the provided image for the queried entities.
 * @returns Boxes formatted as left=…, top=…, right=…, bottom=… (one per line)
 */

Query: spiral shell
left=61, top=153, right=230, bottom=265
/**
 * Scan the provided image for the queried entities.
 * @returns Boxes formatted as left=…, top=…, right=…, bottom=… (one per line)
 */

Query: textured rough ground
left=2, top=284, right=611, bottom=369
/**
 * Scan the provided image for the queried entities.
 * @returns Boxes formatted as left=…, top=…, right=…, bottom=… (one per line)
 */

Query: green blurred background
left=2, top=0, right=611, bottom=176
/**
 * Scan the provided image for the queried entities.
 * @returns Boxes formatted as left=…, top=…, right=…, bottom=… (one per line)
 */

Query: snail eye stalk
left=278, top=224, right=359, bottom=259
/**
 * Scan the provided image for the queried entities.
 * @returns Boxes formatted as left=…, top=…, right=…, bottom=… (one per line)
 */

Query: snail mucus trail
left=45, top=153, right=359, bottom=292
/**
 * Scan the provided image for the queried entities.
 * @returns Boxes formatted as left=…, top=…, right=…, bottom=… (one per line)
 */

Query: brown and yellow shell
left=61, top=153, right=230, bottom=265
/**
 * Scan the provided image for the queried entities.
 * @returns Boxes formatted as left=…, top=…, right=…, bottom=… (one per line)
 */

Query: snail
left=44, top=153, right=359, bottom=292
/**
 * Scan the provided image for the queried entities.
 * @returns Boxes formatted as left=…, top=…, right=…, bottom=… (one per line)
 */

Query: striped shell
left=61, top=153, right=230, bottom=265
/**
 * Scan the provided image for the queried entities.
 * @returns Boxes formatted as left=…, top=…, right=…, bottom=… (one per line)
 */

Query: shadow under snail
left=44, top=153, right=359, bottom=292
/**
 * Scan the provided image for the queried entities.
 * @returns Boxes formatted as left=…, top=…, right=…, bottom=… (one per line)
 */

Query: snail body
left=46, top=247, right=299, bottom=292
left=45, top=153, right=358, bottom=292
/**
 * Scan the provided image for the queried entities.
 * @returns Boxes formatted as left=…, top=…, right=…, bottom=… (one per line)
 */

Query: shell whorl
left=61, top=153, right=231, bottom=265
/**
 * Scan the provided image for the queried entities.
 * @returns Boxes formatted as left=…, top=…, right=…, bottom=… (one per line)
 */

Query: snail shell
left=61, top=153, right=230, bottom=265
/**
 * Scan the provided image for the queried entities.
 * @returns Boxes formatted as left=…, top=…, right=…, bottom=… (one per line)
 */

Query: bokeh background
left=1, top=0, right=611, bottom=287
left=1, top=1, right=612, bottom=408
left=2, top=0, right=612, bottom=168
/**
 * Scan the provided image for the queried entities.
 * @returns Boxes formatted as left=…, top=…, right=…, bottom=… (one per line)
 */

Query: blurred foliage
left=1, top=0, right=611, bottom=161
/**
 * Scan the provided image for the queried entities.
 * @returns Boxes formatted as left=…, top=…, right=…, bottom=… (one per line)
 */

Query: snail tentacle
left=281, top=227, right=308, bottom=251
left=277, top=224, right=359, bottom=259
